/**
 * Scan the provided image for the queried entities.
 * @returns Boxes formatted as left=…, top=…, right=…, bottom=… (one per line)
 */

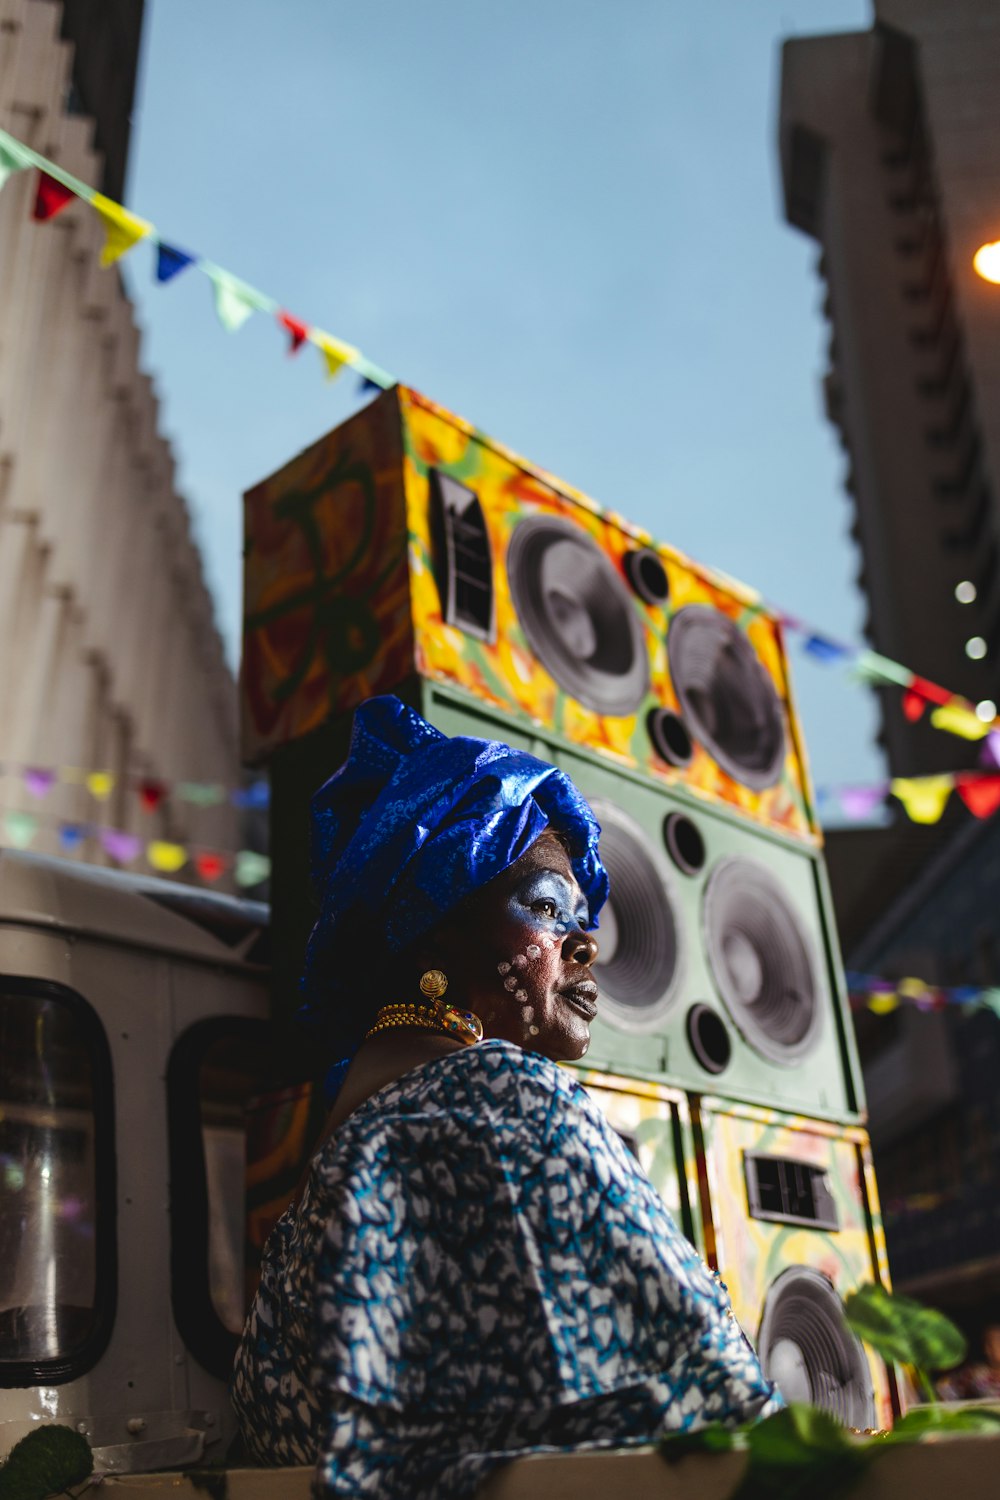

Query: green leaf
left=747, top=1403, right=854, bottom=1462
left=885, top=1405, right=1000, bottom=1440
left=730, top=1405, right=871, bottom=1500
left=0, top=1425, right=92, bottom=1500
left=843, top=1283, right=967, bottom=1371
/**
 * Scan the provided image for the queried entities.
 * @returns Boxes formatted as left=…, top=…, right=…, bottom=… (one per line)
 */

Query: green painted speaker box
left=424, top=683, right=864, bottom=1126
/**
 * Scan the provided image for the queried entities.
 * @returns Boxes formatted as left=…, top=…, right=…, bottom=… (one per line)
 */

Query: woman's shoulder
left=354, top=1037, right=588, bottom=1124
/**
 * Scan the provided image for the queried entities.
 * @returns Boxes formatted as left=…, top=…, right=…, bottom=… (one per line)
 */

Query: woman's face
left=434, top=831, right=600, bottom=1062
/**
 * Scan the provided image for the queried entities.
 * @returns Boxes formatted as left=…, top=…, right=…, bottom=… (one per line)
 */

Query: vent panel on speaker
left=507, top=515, right=649, bottom=716
left=667, top=605, right=785, bottom=790
left=757, top=1267, right=876, bottom=1430
left=588, top=799, right=683, bottom=1031
left=703, top=856, right=821, bottom=1064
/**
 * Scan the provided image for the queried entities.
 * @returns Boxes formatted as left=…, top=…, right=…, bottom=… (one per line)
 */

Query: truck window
left=167, top=1017, right=275, bottom=1379
left=0, top=979, right=114, bottom=1387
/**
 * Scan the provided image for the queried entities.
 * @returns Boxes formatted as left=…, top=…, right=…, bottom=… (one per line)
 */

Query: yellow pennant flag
left=890, top=775, right=953, bottom=824
left=897, top=976, right=931, bottom=1000
left=867, top=992, right=899, bottom=1015
left=311, top=329, right=359, bottom=381
left=929, top=701, right=990, bottom=740
left=85, top=770, right=115, bottom=801
left=91, top=192, right=154, bottom=267
left=147, top=839, right=188, bottom=873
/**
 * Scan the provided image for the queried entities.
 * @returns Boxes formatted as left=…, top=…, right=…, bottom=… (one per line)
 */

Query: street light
left=973, top=240, right=1000, bottom=284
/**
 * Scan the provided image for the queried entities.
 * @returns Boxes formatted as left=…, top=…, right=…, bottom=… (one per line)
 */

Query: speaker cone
left=703, top=857, right=821, bottom=1062
left=507, top=516, right=649, bottom=716
left=588, top=799, right=683, bottom=1030
left=757, top=1268, right=876, bottom=1430
left=667, top=605, right=785, bottom=789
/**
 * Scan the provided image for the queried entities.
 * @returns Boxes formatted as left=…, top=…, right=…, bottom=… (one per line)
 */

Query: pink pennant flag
left=100, top=828, right=142, bottom=864
left=24, top=767, right=56, bottom=798
left=839, top=785, right=887, bottom=820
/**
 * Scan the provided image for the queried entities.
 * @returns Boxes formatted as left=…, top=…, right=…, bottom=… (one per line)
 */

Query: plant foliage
left=843, top=1282, right=967, bottom=1372
left=0, top=1426, right=92, bottom=1500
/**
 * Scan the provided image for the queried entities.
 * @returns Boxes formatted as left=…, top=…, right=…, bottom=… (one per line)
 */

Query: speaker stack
left=243, top=385, right=897, bottom=1426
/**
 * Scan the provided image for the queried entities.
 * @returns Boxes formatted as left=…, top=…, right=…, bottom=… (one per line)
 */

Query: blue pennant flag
left=231, top=780, right=270, bottom=810
left=802, top=633, right=852, bottom=665
left=357, top=376, right=383, bottom=397
left=155, top=241, right=197, bottom=284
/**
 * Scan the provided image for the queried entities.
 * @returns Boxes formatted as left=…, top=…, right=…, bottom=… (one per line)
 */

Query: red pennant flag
left=908, top=674, right=953, bottom=709
left=901, top=688, right=926, bottom=722
left=138, top=778, right=168, bottom=812
left=195, top=851, right=226, bottom=883
left=33, top=171, right=75, bottom=221
left=278, top=310, right=309, bottom=354
left=955, top=775, right=1000, bottom=820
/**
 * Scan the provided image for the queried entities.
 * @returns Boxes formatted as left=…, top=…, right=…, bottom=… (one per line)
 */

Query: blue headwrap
left=300, top=695, right=608, bottom=1055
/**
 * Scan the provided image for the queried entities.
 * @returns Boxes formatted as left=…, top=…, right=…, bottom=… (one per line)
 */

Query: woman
left=232, top=695, right=780, bottom=1496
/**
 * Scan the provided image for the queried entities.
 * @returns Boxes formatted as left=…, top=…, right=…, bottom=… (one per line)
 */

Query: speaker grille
left=703, top=857, right=821, bottom=1063
left=588, top=799, right=683, bottom=1030
left=507, top=516, right=649, bottom=715
left=667, top=605, right=785, bottom=789
left=757, top=1268, right=876, bottom=1430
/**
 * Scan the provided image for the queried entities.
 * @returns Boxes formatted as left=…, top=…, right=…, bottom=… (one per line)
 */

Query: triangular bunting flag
left=839, top=785, right=887, bottom=820
left=91, top=192, right=153, bottom=267
left=231, top=780, right=270, bottom=810
left=901, top=687, right=926, bottom=722
left=3, top=810, right=38, bottom=848
left=234, top=850, right=271, bottom=887
left=908, top=674, right=954, bottom=709
left=177, top=781, right=226, bottom=806
left=24, top=767, right=56, bottom=799
left=802, top=633, right=852, bottom=665
left=867, top=992, right=900, bottom=1015
left=100, top=828, right=141, bottom=864
left=955, top=775, right=1000, bottom=820
left=58, top=823, right=87, bottom=852
left=204, top=264, right=273, bottom=333
left=853, top=651, right=913, bottom=688
left=890, top=775, right=954, bottom=824
left=0, top=134, right=31, bottom=192
left=147, top=839, right=188, bottom=873
left=33, top=171, right=75, bottom=222
left=278, top=310, right=310, bottom=354
left=980, top=730, right=1000, bottom=769
left=85, top=770, right=115, bottom=801
left=929, top=700, right=989, bottom=740
left=195, top=851, right=226, bottom=883
left=138, top=779, right=168, bottom=812
left=311, top=329, right=359, bottom=381
left=351, top=355, right=394, bottom=390
left=155, top=241, right=197, bottom=283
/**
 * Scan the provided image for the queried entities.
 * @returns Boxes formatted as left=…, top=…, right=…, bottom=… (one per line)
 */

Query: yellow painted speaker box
left=695, top=1098, right=897, bottom=1431
left=243, top=386, right=817, bottom=843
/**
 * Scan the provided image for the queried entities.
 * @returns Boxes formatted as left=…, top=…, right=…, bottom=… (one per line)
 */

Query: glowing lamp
left=973, top=241, right=1000, bottom=285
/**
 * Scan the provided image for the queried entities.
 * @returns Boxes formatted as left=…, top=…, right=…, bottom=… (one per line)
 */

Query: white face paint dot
left=528, top=1024, right=540, bottom=1036
left=504, top=976, right=518, bottom=991
left=525, top=944, right=541, bottom=959
left=512, top=953, right=528, bottom=969
left=522, top=1005, right=534, bottom=1022
left=515, top=989, right=527, bottom=1003
left=497, top=962, right=511, bottom=975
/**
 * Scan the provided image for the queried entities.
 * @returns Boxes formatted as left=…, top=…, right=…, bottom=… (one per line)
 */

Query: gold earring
left=419, top=969, right=449, bottom=1001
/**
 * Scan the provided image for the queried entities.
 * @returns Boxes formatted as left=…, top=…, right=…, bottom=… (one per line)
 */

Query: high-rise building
left=0, top=0, right=241, bottom=880
left=779, top=1, right=1000, bottom=1331
left=780, top=0, right=1000, bottom=777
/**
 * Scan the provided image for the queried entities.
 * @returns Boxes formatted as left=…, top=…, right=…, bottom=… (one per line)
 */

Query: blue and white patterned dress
left=232, top=1040, right=780, bottom=1496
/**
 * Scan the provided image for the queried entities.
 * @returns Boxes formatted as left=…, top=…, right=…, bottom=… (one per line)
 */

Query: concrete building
left=0, top=0, right=242, bottom=879
left=779, top=0, right=1000, bottom=1329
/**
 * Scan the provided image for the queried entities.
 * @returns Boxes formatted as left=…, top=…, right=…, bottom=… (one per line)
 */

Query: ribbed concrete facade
left=779, top=0, right=1000, bottom=777
left=0, top=0, right=241, bottom=877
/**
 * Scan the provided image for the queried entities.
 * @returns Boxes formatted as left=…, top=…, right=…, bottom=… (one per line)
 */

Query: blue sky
left=125, top=0, right=881, bottom=798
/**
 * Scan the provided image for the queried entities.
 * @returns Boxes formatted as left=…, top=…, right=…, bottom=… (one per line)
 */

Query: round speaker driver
left=702, top=855, right=821, bottom=1063
left=758, top=1267, right=875, bottom=1430
left=507, top=515, right=649, bottom=716
left=588, top=797, right=684, bottom=1031
left=667, top=604, right=785, bottom=789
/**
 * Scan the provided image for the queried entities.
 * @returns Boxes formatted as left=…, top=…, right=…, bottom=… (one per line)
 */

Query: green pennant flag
left=0, top=133, right=32, bottom=193
left=234, top=850, right=271, bottom=888
left=4, top=810, right=38, bottom=848
left=203, top=263, right=275, bottom=333
left=852, top=650, right=913, bottom=688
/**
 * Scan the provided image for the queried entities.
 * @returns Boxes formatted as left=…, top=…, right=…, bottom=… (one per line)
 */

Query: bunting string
left=0, top=125, right=394, bottom=392
left=0, top=759, right=269, bottom=811
left=846, top=969, right=1000, bottom=1019
left=0, top=799, right=270, bottom=887
left=3, top=123, right=998, bottom=757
